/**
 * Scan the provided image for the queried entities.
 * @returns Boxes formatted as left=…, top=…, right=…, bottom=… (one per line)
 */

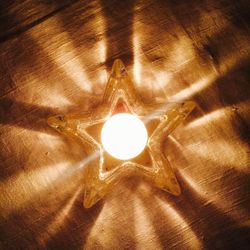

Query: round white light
left=101, top=113, right=148, bottom=160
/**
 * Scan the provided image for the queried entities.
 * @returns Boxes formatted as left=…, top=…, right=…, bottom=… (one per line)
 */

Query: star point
left=48, top=59, right=195, bottom=208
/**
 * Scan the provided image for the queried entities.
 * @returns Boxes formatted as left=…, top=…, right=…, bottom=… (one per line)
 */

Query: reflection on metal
left=47, top=59, right=196, bottom=208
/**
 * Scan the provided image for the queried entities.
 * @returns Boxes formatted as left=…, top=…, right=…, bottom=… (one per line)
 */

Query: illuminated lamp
left=48, top=59, right=195, bottom=208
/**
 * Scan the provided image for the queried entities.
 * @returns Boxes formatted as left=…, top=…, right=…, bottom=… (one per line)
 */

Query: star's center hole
left=101, top=113, right=148, bottom=160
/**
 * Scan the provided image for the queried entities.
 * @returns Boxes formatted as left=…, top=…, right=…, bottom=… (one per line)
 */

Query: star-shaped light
left=48, top=59, right=195, bottom=208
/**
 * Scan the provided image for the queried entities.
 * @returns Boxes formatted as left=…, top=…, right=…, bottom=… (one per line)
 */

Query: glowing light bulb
left=101, top=113, right=148, bottom=160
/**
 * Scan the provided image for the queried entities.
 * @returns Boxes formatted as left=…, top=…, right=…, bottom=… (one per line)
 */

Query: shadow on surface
left=100, top=0, right=135, bottom=70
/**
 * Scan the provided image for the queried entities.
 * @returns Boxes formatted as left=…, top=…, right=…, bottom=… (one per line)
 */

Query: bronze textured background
left=0, top=0, right=250, bottom=249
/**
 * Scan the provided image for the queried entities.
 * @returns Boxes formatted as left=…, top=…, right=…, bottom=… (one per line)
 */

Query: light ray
left=178, top=169, right=207, bottom=196
left=178, top=162, right=246, bottom=221
left=155, top=196, right=201, bottom=249
left=0, top=162, right=68, bottom=216
left=132, top=16, right=172, bottom=96
left=153, top=70, right=172, bottom=97
left=45, top=90, right=72, bottom=108
left=186, top=109, right=225, bottom=129
left=84, top=195, right=123, bottom=248
left=186, top=139, right=248, bottom=169
left=29, top=16, right=92, bottom=93
left=96, top=39, right=108, bottom=90
left=48, top=151, right=100, bottom=186
left=133, top=34, right=142, bottom=85
left=169, top=73, right=216, bottom=101
left=37, top=186, right=82, bottom=245
left=0, top=151, right=99, bottom=216
left=37, top=132, right=68, bottom=149
left=168, top=135, right=183, bottom=148
left=133, top=195, right=162, bottom=249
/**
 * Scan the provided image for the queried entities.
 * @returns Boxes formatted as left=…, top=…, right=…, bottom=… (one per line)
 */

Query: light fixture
left=101, top=113, right=148, bottom=160
left=48, top=59, right=195, bottom=208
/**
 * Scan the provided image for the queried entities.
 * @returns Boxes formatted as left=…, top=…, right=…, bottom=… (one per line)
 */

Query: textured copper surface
left=0, top=0, right=250, bottom=249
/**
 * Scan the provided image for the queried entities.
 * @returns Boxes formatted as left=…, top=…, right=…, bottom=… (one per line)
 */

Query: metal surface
left=0, top=0, right=250, bottom=249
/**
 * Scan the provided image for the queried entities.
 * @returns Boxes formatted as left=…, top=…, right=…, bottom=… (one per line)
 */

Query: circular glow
left=101, top=113, right=148, bottom=160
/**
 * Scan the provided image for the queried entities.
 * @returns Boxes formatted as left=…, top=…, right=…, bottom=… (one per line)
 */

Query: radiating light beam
left=187, top=109, right=224, bottom=129
left=37, top=186, right=82, bottom=245
left=155, top=196, right=201, bottom=249
left=133, top=195, right=162, bottom=249
left=0, top=151, right=100, bottom=216
left=169, top=74, right=216, bottom=101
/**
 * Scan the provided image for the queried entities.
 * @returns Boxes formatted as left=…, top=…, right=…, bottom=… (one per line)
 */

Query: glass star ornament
left=48, top=59, right=196, bottom=208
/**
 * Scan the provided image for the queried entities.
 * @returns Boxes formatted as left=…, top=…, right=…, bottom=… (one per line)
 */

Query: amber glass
left=47, top=59, right=196, bottom=208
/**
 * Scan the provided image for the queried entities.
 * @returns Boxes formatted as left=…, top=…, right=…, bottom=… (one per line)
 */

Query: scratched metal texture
left=0, top=0, right=250, bottom=249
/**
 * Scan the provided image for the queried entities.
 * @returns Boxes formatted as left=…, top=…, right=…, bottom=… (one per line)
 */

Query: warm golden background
left=0, top=0, right=250, bottom=249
